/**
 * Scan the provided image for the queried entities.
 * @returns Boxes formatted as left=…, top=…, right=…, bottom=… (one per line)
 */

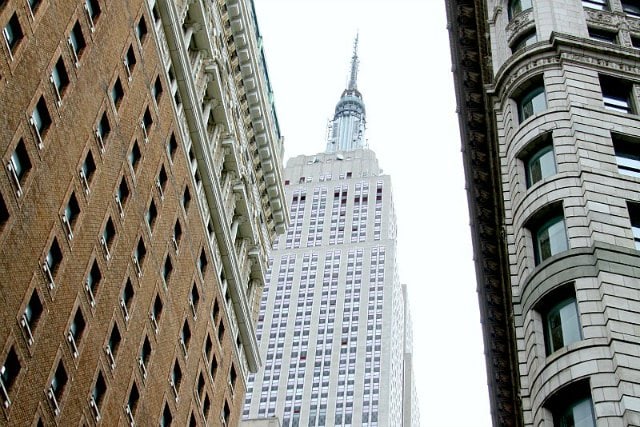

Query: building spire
left=325, top=35, right=367, bottom=154
left=347, top=33, right=359, bottom=91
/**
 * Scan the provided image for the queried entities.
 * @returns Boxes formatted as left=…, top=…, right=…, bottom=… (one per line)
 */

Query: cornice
left=445, top=0, right=522, bottom=426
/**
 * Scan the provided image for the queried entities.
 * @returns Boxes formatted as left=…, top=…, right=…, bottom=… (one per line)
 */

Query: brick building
left=0, top=0, right=286, bottom=425
left=447, top=0, right=640, bottom=425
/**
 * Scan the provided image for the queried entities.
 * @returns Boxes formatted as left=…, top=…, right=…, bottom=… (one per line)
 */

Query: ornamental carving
left=560, top=51, right=640, bottom=75
left=584, top=8, right=617, bottom=26
left=506, top=9, right=533, bottom=40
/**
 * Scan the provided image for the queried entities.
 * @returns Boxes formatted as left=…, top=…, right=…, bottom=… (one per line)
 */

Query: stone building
left=242, top=40, right=419, bottom=427
left=446, top=0, right=640, bottom=425
left=0, top=0, right=286, bottom=425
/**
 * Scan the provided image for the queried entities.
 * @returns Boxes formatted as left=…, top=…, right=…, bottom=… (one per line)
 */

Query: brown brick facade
left=0, top=0, right=285, bottom=425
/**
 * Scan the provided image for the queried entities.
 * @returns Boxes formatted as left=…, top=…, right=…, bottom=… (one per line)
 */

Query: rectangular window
left=622, top=0, right=640, bottom=17
left=111, top=77, right=124, bottom=110
left=628, top=203, right=640, bottom=250
left=31, top=96, right=52, bottom=146
left=8, top=139, right=31, bottom=196
left=51, top=58, right=70, bottom=105
left=613, top=133, right=640, bottom=178
left=600, top=75, right=634, bottom=113
left=84, top=0, right=101, bottom=30
left=3, top=13, right=23, bottom=55
left=588, top=27, right=618, bottom=43
left=0, top=347, right=20, bottom=407
left=533, top=214, right=568, bottom=264
left=582, top=0, right=608, bottom=9
left=68, top=22, right=86, bottom=65
left=548, top=380, right=595, bottom=427
left=517, top=83, right=546, bottom=122
left=525, top=141, right=556, bottom=187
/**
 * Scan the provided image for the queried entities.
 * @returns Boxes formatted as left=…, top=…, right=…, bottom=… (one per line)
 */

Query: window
left=22, top=290, right=43, bottom=345
left=51, top=57, right=70, bottom=104
left=116, top=177, right=129, bottom=217
left=101, top=217, right=115, bottom=259
left=167, top=133, right=178, bottom=161
left=126, top=382, right=140, bottom=420
left=170, top=360, right=182, bottom=393
left=161, top=404, right=172, bottom=427
left=223, top=401, right=231, bottom=425
left=588, top=27, right=617, bottom=43
left=172, top=220, right=182, bottom=251
left=124, top=44, right=136, bottom=79
left=613, top=134, right=640, bottom=177
left=8, top=139, right=31, bottom=195
left=121, top=278, right=134, bottom=321
left=139, top=336, right=151, bottom=378
left=633, top=35, right=640, bottom=49
left=136, top=16, right=147, bottom=43
left=517, top=83, right=546, bottom=122
left=133, top=238, right=146, bottom=275
left=151, top=294, right=162, bottom=333
left=1, top=347, right=20, bottom=407
left=152, top=76, right=163, bottom=103
left=547, top=379, right=595, bottom=427
left=68, top=308, right=86, bottom=357
left=622, top=0, right=640, bottom=17
left=84, top=0, right=101, bottom=30
left=189, top=283, right=199, bottom=317
left=62, top=192, right=80, bottom=239
left=198, top=249, right=207, bottom=277
left=182, top=186, right=191, bottom=212
left=43, top=238, right=63, bottom=288
left=180, top=321, right=191, bottom=354
left=31, top=96, right=52, bottom=145
left=85, top=260, right=102, bottom=306
left=157, top=165, right=168, bottom=198
left=111, top=77, right=124, bottom=110
left=582, top=0, right=608, bottom=9
left=89, top=371, right=106, bottom=420
left=141, top=107, right=153, bottom=141
left=105, top=324, right=121, bottom=369
left=511, top=29, right=537, bottom=52
left=28, top=0, right=42, bottom=14
left=96, top=112, right=111, bottom=152
left=218, top=321, right=225, bottom=342
left=538, top=285, right=582, bottom=355
left=210, top=356, right=218, bottom=379
left=162, top=255, right=173, bottom=286
left=0, top=194, right=8, bottom=231
left=80, top=151, right=96, bottom=194
left=128, top=140, right=141, bottom=173
left=145, top=198, right=157, bottom=231
left=600, top=75, right=634, bottom=114
left=533, top=213, right=568, bottom=264
left=68, top=22, right=86, bottom=64
left=524, top=140, right=556, bottom=187
left=3, top=13, right=23, bottom=55
left=49, top=361, right=68, bottom=414
left=508, top=0, right=532, bottom=19
left=229, top=365, right=237, bottom=391
left=628, top=203, right=640, bottom=250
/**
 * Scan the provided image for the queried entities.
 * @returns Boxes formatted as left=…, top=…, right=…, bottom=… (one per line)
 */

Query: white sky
left=252, top=1, right=492, bottom=425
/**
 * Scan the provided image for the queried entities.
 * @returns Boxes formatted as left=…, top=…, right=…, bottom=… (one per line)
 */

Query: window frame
left=537, top=285, right=582, bottom=355
left=517, top=82, right=547, bottom=123
left=507, top=0, right=533, bottom=20
left=600, top=75, right=635, bottom=114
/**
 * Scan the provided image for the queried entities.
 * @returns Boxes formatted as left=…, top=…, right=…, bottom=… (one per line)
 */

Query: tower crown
left=326, top=35, right=367, bottom=153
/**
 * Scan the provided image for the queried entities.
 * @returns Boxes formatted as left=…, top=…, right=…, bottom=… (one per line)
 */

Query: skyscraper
left=0, top=0, right=285, bottom=425
left=447, top=0, right=640, bottom=425
left=243, top=40, right=419, bottom=427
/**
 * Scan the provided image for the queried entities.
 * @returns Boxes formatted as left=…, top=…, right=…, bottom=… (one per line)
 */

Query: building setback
left=242, top=41, right=419, bottom=427
left=0, top=0, right=286, bottom=425
left=447, top=0, right=640, bottom=425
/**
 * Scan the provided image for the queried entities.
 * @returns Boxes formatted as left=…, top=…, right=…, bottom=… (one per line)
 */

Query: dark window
left=91, top=371, right=106, bottom=408
left=524, top=139, right=556, bottom=187
left=128, top=140, right=141, bottom=172
left=32, top=96, right=52, bottom=142
left=22, top=290, right=43, bottom=343
left=173, top=220, right=182, bottom=249
left=633, top=35, right=640, bottom=48
left=622, top=0, right=640, bottom=17
left=80, top=151, right=96, bottom=190
left=547, top=379, right=595, bottom=427
left=218, top=321, right=225, bottom=342
left=146, top=199, right=157, bottom=231
left=210, top=356, right=217, bottom=379
left=127, top=382, right=140, bottom=415
left=116, top=176, right=129, bottom=216
left=86, top=260, right=102, bottom=304
left=107, top=324, right=121, bottom=357
left=171, top=361, right=182, bottom=391
left=162, top=255, right=173, bottom=285
left=628, top=202, right=640, bottom=250
left=28, top=0, right=42, bottom=13
left=124, top=44, right=137, bottom=78
left=4, top=13, right=23, bottom=53
left=229, top=365, right=237, bottom=389
left=63, top=192, right=80, bottom=230
left=538, top=285, right=582, bottom=355
left=198, top=249, right=207, bottom=276
left=136, top=16, right=147, bottom=43
left=167, top=134, right=178, bottom=161
left=45, top=237, right=63, bottom=276
left=9, top=139, right=32, bottom=190
left=223, top=401, right=231, bottom=424
left=97, top=112, right=111, bottom=145
left=212, top=299, right=220, bottom=322
left=152, top=76, right=163, bottom=103
left=0, top=194, right=8, bottom=230
left=111, top=77, right=124, bottom=109
left=600, top=75, right=634, bottom=114
left=508, top=0, right=532, bottom=19
left=533, top=214, right=568, bottom=264
left=121, top=278, right=134, bottom=319
left=102, top=217, right=116, bottom=250
left=68, top=308, right=86, bottom=353
left=203, top=394, right=211, bottom=417
left=160, top=404, right=172, bottom=427
left=182, top=186, right=191, bottom=211
left=1, top=347, right=21, bottom=402
left=158, top=165, right=168, bottom=196
left=134, top=238, right=146, bottom=266
left=140, top=336, right=151, bottom=367
left=582, top=0, right=608, bottom=9
left=51, top=57, right=70, bottom=101
left=205, top=334, right=213, bottom=360
left=69, top=22, right=86, bottom=62
left=141, top=108, right=153, bottom=140
left=588, top=27, right=617, bottom=43
left=50, top=361, right=68, bottom=402
left=613, top=133, right=640, bottom=178
left=85, top=0, right=101, bottom=28
left=180, top=321, right=191, bottom=351
left=517, top=83, right=546, bottom=122
left=152, top=294, right=163, bottom=326
left=190, top=283, right=200, bottom=314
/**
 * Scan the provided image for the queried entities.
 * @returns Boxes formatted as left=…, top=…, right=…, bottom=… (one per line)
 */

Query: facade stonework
left=0, top=0, right=285, bottom=425
left=447, top=0, right=640, bottom=426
